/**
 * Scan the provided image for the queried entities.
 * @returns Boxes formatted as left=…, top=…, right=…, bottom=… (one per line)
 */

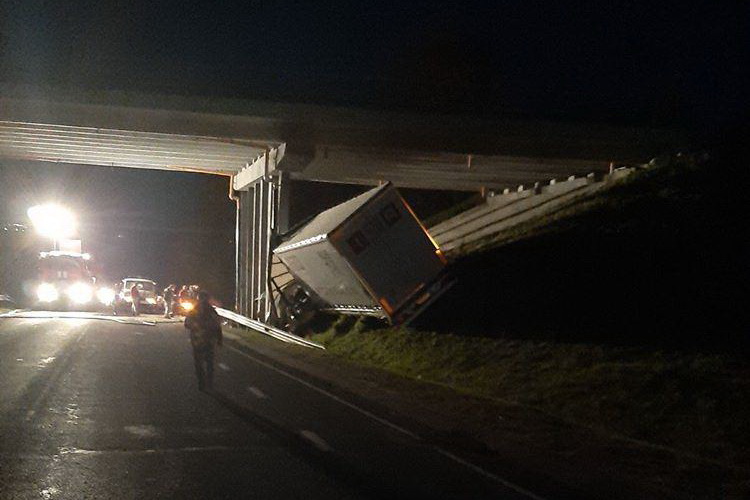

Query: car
left=112, top=278, right=164, bottom=315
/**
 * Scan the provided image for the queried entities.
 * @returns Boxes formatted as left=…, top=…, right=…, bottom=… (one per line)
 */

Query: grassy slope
left=413, top=154, right=748, bottom=347
left=454, top=155, right=738, bottom=256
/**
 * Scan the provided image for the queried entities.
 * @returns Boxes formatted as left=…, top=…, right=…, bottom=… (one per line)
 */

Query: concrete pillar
left=234, top=194, right=242, bottom=312
left=276, top=171, right=291, bottom=235
left=235, top=174, right=282, bottom=322
left=242, top=188, right=253, bottom=316
left=232, top=146, right=290, bottom=323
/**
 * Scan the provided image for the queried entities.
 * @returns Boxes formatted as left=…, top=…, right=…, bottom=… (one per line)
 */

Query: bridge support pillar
left=233, top=147, right=288, bottom=323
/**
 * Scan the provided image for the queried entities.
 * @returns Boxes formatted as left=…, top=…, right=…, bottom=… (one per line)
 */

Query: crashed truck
left=272, top=183, right=452, bottom=332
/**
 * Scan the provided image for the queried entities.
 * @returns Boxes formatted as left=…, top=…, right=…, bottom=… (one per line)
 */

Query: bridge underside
left=0, top=86, right=683, bottom=321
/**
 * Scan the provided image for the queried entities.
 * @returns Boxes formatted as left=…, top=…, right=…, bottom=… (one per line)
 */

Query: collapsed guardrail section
left=215, top=307, right=325, bottom=350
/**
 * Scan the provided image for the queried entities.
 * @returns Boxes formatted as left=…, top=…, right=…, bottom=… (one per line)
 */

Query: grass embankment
left=312, top=317, right=749, bottom=468
left=414, top=154, right=748, bottom=348
left=452, top=154, right=726, bottom=256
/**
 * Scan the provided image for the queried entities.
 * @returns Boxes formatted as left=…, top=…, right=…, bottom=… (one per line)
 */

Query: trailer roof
left=275, top=184, right=389, bottom=253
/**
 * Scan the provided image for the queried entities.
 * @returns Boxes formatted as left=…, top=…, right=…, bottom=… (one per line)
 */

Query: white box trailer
left=273, top=183, right=451, bottom=325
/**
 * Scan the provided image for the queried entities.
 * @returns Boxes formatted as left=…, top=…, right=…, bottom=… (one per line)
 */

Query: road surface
left=0, top=315, right=536, bottom=499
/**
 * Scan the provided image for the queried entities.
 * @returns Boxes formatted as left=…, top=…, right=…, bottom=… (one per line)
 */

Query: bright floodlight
left=27, top=204, right=76, bottom=240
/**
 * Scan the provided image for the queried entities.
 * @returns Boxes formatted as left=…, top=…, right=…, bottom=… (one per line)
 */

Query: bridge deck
left=0, top=85, right=683, bottom=190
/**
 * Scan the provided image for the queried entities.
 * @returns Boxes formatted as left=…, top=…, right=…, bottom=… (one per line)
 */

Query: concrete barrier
left=429, top=190, right=533, bottom=238
left=430, top=168, right=635, bottom=254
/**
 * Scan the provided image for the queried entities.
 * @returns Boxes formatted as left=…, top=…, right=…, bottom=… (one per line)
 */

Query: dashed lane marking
left=226, top=345, right=417, bottom=439
left=226, top=344, right=548, bottom=500
left=299, top=430, right=332, bottom=452
left=247, top=386, right=267, bottom=399
left=433, top=447, right=548, bottom=500
left=124, top=425, right=161, bottom=439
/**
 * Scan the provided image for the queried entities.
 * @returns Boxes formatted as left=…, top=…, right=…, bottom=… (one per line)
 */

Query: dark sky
left=1, top=1, right=748, bottom=304
left=1, top=1, right=747, bottom=129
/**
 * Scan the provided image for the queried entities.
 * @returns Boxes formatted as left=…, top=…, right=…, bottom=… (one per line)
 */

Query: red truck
left=33, top=251, right=115, bottom=311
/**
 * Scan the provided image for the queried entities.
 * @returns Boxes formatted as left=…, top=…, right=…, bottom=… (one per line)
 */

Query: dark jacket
left=184, top=302, right=223, bottom=350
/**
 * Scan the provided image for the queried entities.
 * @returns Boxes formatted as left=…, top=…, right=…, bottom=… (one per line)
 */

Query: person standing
left=163, top=284, right=176, bottom=318
left=184, top=291, right=223, bottom=391
left=130, top=283, right=140, bottom=316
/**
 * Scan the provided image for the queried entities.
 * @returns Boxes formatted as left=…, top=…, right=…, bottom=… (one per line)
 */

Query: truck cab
left=33, top=251, right=114, bottom=310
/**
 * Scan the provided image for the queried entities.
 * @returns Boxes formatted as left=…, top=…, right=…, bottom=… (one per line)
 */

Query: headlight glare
left=37, top=283, right=59, bottom=302
left=97, top=287, right=116, bottom=305
left=67, top=282, right=93, bottom=304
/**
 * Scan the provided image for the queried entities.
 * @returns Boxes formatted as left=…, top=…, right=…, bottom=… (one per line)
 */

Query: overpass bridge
left=0, top=85, right=682, bottom=322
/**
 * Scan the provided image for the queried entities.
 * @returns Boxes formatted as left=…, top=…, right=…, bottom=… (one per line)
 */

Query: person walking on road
left=163, top=284, right=176, bottom=318
left=130, top=283, right=141, bottom=316
left=184, top=291, right=223, bottom=391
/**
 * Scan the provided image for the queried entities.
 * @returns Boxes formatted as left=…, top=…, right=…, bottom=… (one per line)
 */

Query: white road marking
left=37, top=356, right=56, bottom=367
left=247, top=386, right=267, bottom=399
left=0, top=310, right=158, bottom=326
left=218, top=362, right=231, bottom=371
left=40, top=486, right=59, bottom=499
left=51, top=445, right=261, bottom=457
left=433, top=447, right=548, bottom=500
left=124, top=425, right=160, bottom=438
left=226, top=345, right=418, bottom=439
left=299, top=430, right=332, bottom=452
left=226, top=344, right=547, bottom=500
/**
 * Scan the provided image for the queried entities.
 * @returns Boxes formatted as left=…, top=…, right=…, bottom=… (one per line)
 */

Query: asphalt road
left=0, top=315, right=533, bottom=499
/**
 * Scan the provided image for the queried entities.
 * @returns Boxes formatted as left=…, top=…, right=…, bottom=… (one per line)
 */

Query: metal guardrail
left=215, top=307, right=325, bottom=350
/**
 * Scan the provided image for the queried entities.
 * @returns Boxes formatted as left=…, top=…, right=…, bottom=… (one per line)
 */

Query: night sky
left=1, top=1, right=748, bottom=303
left=2, top=1, right=746, bottom=128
